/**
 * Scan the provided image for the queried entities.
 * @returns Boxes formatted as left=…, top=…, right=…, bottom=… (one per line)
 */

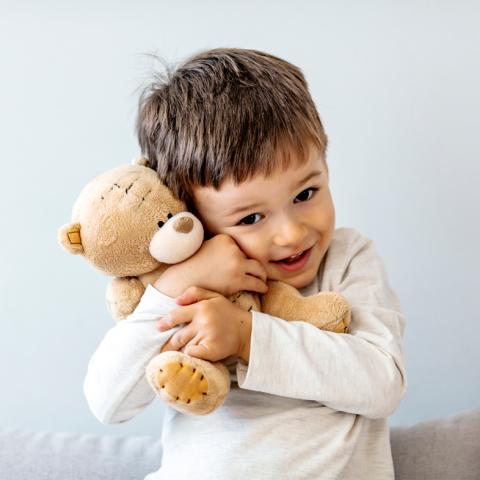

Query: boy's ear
left=58, top=222, right=84, bottom=254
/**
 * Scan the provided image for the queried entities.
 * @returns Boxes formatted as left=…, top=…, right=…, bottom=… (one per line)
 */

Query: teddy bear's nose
left=173, top=216, right=194, bottom=234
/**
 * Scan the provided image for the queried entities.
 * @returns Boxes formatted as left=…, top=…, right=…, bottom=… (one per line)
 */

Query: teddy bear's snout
left=173, top=216, right=194, bottom=234
left=149, top=212, right=204, bottom=264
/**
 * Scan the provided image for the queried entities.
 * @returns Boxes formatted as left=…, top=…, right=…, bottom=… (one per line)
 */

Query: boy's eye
left=238, top=213, right=262, bottom=226
left=294, top=187, right=319, bottom=203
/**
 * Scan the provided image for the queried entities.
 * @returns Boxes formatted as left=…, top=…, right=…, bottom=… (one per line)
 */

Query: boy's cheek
left=231, top=239, right=262, bottom=265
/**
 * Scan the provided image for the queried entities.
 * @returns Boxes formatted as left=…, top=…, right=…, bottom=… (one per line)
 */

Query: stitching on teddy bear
left=125, top=177, right=141, bottom=194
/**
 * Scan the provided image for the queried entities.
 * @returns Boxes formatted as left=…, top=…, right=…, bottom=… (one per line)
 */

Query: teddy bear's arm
left=105, top=277, right=146, bottom=321
left=261, top=281, right=351, bottom=333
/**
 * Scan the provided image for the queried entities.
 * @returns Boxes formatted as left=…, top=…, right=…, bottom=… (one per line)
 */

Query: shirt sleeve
left=83, top=284, right=181, bottom=424
left=235, top=233, right=407, bottom=419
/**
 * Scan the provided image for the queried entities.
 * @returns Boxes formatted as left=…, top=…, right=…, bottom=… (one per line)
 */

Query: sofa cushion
left=1, top=408, right=479, bottom=480
left=0, top=428, right=162, bottom=480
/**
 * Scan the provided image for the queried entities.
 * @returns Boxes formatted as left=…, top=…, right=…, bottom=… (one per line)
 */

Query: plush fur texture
left=59, top=161, right=351, bottom=415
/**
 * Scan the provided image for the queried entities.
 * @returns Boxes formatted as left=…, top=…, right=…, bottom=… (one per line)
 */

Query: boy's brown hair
left=136, top=48, right=328, bottom=209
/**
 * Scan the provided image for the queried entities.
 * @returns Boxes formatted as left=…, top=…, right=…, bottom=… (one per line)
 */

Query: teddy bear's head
left=58, top=163, right=204, bottom=277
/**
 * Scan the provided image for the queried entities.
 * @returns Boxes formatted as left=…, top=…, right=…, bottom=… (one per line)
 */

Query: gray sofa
left=1, top=408, right=479, bottom=479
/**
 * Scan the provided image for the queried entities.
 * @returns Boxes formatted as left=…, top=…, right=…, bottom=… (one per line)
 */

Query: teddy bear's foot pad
left=146, top=351, right=231, bottom=415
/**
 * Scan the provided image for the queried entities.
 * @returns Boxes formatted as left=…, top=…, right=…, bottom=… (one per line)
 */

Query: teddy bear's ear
left=132, top=156, right=149, bottom=167
left=57, top=222, right=84, bottom=255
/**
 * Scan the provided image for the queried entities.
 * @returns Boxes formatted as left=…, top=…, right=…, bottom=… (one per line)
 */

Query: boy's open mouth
left=272, top=246, right=313, bottom=271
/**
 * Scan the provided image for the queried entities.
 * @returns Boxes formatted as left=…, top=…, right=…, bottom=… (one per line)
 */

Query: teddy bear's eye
left=157, top=221, right=164, bottom=228
left=167, top=213, right=173, bottom=219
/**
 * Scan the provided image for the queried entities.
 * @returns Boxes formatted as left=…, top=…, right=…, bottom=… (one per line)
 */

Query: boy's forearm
left=153, top=264, right=198, bottom=298
left=85, top=285, right=180, bottom=424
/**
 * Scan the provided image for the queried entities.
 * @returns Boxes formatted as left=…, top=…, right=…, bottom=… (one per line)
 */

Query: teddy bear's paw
left=146, top=351, right=231, bottom=415
left=262, top=281, right=351, bottom=333
left=105, top=277, right=145, bottom=321
left=303, top=291, right=351, bottom=332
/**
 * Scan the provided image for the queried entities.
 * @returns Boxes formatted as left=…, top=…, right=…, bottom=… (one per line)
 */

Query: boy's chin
left=284, top=273, right=316, bottom=290
left=267, top=267, right=317, bottom=290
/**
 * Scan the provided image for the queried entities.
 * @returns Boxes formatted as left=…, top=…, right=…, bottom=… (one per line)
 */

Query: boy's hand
left=158, top=286, right=252, bottom=364
left=154, top=234, right=268, bottom=298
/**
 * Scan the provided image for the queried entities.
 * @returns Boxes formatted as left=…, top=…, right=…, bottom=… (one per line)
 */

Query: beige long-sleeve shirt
left=84, top=227, right=407, bottom=480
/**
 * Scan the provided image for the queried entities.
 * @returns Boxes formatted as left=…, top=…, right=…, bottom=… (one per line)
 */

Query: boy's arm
left=236, top=230, right=407, bottom=419
left=84, top=234, right=266, bottom=424
left=83, top=285, right=180, bottom=424
left=152, top=233, right=268, bottom=299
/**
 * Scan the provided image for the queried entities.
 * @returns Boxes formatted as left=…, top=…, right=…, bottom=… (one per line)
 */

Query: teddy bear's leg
left=261, top=281, right=351, bottom=333
left=105, top=277, right=145, bottom=321
left=146, top=351, right=231, bottom=415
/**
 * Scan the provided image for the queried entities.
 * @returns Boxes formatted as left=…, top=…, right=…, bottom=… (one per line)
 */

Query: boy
left=84, top=49, right=406, bottom=479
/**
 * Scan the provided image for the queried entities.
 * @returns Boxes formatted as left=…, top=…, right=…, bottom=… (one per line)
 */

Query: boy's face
left=192, top=145, right=335, bottom=290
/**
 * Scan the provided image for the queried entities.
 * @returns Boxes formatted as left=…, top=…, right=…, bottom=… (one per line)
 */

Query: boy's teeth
left=282, top=251, right=303, bottom=261
left=273, top=249, right=309, bottom=263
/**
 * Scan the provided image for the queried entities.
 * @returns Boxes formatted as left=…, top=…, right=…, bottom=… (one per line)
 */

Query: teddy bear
left=58, top=160, right=351, bottom=415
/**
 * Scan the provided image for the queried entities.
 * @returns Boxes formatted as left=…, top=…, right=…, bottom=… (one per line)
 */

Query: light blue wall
left=1, top=1, right=479, bottom=436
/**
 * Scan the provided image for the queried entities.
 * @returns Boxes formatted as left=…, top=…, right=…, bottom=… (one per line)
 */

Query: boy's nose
left=273, top=220, right=308, bottom=247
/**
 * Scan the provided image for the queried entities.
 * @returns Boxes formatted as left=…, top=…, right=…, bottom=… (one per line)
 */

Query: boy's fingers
left=176, top=286, right=221, bottom=305
left=160, top=325, right=196, bottom=353
left=245, top=275, right=269, bottom=294
left=183, top=343, right=213, bottom=361
left=157, top=309, right=192, bottom=331
left=245, top=259, right=267, bottom=283
left=180, top=334, right=202, bottom=353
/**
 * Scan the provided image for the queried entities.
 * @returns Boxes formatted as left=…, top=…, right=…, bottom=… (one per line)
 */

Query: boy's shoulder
left=325, top=227, right=402, bottom=313
left=330, top=227, right=373, bottom=257
left=318, top=227, right=381, bottom=294
left=323, top=227, right=380, bottom=280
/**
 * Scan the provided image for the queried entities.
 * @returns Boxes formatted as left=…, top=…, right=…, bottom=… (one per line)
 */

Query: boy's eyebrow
left=225, top=170, right=322, bottom=217
left=225, top=201, right=264, bottom=217
left=294, top=170, right=322, bottom=189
